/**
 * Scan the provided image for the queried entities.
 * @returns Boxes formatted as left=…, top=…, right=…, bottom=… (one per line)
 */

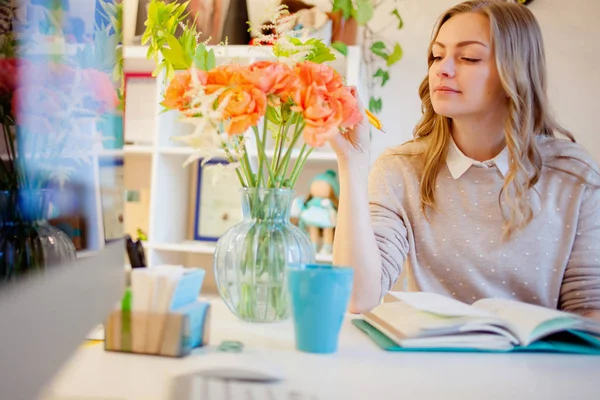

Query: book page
left=386, top=291, right=495, bottom=318
left=366, top=292, right=514, bottom=336
left=473, top=298, right=582, bottom=345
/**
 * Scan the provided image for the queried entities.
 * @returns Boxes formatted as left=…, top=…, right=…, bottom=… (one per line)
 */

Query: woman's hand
left=329, top=86, right=371, bottom=164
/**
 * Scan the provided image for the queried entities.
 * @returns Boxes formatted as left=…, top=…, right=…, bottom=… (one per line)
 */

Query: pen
left=366, top=109, right=385, bottom=133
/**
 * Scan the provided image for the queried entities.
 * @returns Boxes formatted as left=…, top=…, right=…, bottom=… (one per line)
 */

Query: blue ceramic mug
left=286, top=263, right=354, bottom=354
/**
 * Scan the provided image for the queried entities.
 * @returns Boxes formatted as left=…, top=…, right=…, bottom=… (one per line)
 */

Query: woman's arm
left=329, top=88, right=409, bottom=313
left=333, top=157, right=383, bottom=313
left=560, top=183, right=600, bottom=316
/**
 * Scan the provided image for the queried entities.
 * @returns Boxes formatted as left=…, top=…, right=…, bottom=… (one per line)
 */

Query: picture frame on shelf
left=98, top=156, right=125, bottom=241
left=193, top=159, right=243, bottom=242
left=124, top=72, right=156, bottom=145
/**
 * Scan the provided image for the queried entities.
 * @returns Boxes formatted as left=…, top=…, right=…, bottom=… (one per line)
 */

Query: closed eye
left=462, top=58, right=481, bottom=63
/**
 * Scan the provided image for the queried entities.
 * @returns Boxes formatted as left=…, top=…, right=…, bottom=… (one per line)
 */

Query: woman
left=330, top=0, right=600, bottom=321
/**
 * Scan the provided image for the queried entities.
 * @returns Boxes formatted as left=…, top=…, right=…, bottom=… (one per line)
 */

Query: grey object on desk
left=170, top=376, right=318, bottom=400
left=0, top=240, right=125, bottom=400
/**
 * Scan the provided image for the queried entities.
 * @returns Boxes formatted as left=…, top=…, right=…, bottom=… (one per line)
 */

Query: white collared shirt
left=445, top=137, right=509, bottom=179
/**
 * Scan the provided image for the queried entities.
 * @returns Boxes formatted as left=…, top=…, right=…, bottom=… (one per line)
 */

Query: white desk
left=42, top=299, right=600, bottom=400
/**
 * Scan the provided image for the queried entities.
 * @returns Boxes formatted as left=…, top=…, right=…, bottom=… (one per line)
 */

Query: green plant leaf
left=266, top=105, right=281, bottom=125
left=354, top=0, right=374, bottom=25
left=373, top=68, right=390, bottom=86
left=391, top=9, right=404, bottom=29
left=370, top=41, right=388, bottom=59
left=165, top=35, right=190, bottom=69
left=387, top=43, right=403, bottom=66
left=369, top=97, right=382, bottom=114
left=331, top=41, right=348, bottom=56
left=332, top=0, right=353, bottom=20
left=206, top=49, right=216, bottom=70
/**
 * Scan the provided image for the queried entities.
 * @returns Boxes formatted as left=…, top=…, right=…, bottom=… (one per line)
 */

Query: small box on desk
left=104, top=300, right=211, bottom=357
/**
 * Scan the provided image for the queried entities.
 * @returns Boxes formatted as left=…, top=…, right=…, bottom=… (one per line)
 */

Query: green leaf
left=370, top=41, right=388, bottom=59
left=391, top=9, right=404, bottom=29
left=369, top=97, right=382, bottom=114
left=353, top=0, right=374, bottom=25
left=373, top=68, right=390, bottom=86
left=148, top=0, right=158, bottom=22
left=161, top=47, right=187, bottom=70
left=206, top=49, right=216, bottom=70
left=331, top=41, right=348, bottom=56
left=165, top=35, right=189, bottom=69
left=310, top=51, right=336, bottom=64
left=332, top=0, right=353, bottom=20
left=266, top=105, right=281, bottom=125
left=386, top=43, right=403, bottom=66
left=193, top=44, right=214, bottom=70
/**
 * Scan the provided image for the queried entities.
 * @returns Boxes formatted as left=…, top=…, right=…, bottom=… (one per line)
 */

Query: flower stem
left=252, top=125, right=276, bottom=188
left=274, top=120, right=304, bottom=181
left=221, top=142, right=247, bottom=187
left=289, top=145, right=313, bottom=187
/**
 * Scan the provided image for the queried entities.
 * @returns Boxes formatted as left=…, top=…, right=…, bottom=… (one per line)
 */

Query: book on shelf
left=353, top=291, right=600, bottom=354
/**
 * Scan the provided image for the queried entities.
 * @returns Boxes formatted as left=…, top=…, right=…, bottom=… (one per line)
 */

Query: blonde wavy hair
left=413, top=0, right=574, bottom=238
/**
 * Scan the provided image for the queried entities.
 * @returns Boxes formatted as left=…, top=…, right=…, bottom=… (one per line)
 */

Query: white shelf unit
left=123, top=44, right=362, bottom=293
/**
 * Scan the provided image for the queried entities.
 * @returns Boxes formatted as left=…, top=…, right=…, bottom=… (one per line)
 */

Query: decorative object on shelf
left=123, top=72, right=156, bottom=145
left=254, top=1, right=332, bottom=46
left=125, top=188, right=150, bottom=240
left=143, top=0, right=363, bottom=322
left=194, top=158, right=243, bottom=241
left=298, top=169, right=339, bottom=256
left=330, top=0, right=404, bottom=115
left=0, top=189, right=77, bottom=282
left=98, top=156, right=125, bottom=241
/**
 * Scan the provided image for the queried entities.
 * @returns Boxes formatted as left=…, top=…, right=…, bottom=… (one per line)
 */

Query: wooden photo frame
left=193, top=159, right=243, bottom=242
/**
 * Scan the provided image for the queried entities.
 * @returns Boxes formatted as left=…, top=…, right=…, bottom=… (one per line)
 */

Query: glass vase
left=214, top=188, right=315, bottom=322
left=0, top=189, right=77, bottom=283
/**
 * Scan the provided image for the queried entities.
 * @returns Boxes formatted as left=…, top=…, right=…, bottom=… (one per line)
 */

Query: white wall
left=363, top=0, right=600, bottom=162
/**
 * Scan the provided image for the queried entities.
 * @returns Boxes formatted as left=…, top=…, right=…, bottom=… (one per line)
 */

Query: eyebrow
left=432, top=40, right=488, bottom=49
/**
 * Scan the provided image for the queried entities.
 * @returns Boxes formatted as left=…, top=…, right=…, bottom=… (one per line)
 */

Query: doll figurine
left=299, top=170, right=339, bottom=255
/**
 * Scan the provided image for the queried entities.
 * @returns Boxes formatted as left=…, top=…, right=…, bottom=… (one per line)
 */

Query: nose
left=436, top=57, right=455, bottom=79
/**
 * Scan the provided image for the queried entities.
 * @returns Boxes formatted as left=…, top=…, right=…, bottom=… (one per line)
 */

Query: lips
left=434, top=85, right=461, bottom=93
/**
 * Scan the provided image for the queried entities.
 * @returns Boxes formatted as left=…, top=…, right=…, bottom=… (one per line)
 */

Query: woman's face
left=428, top=12, right=507, bottom=120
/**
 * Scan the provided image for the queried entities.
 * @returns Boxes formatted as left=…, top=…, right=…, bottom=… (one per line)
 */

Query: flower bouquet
left=144, top=0, right=362, bottom=322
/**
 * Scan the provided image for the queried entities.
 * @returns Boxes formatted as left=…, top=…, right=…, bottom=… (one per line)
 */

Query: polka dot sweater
left=369, top=135, right=600, bottom=315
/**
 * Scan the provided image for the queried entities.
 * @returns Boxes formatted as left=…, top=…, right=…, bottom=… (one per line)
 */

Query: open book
left=354, top=292, right=600, bottom=354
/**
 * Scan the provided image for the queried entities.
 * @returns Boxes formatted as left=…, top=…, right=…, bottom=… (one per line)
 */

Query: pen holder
left=104, top=301, right=211, bottom=357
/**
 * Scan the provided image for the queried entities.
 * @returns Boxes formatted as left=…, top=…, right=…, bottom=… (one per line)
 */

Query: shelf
left=124, top=144, right=154, bottom=155
left=124, top=45, right=282, bottom=61
left=157, top=146, right=336, bottom=162
left=148, top=240, right=333, bottom=263
left=158, top=147, right=195, bottom=156
left=97, top=149, right=124, bottom=158
left=124, top=44, right=360, bottom=62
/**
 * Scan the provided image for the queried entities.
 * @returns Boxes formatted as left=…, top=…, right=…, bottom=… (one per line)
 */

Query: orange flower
left=219, top=85, right=267, bottom=135
left=206, top=64, right=247, bottom=94
left=295, top=61, right=343, bottom=93
left=292, top=83, right=343, bottom=147
left=242, top=61, right=299, bottom=101
left=161, top=69, right=208, bottom=111
left=334, top=87, right=363, bottom=130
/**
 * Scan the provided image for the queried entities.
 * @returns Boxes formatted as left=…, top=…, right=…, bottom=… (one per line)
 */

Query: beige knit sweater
left=369, top=135, right=600, bottom=314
